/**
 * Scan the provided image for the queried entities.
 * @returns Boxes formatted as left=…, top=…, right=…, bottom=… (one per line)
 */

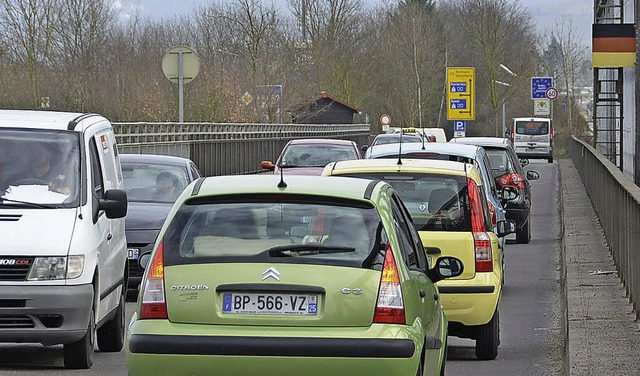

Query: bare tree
left=0, top=0, right=60, bottom=107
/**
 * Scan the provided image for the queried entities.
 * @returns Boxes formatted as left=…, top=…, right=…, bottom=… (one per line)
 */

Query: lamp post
left=496, top=64, right=518, bottom=137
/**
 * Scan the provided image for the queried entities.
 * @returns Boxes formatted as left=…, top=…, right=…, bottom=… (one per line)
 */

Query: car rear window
left=484, top=148, right=513, bottom=176
left=342, top=173, right=470, bottom=232
left=281, top=144, right=358, bottom=167
left=162, top=195, right=385, bottom=269
left=515, top=121, right=549, bottom=135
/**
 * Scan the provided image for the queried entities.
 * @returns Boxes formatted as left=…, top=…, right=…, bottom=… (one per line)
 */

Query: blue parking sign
left=454, top=120, right=466, bottom=132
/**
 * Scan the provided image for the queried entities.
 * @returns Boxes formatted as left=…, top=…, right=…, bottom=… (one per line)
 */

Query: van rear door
left=513, top=119, right=551, bottom=156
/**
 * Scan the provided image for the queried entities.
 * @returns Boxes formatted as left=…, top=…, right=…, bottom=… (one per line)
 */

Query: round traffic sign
left=162, top=45, right=200, bottom=84
left=545, top=87, right=558, bottom=100
left=379, top=114, right=391, bottom=125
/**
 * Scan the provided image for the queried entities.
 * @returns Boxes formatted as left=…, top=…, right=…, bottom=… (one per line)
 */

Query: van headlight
left=26, top=256, right=84, bottom=280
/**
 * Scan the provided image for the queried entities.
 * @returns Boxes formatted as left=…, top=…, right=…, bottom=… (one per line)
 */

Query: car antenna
left=397, top=128, right=403, bottom=165
left=277, top=133, right=287, bottom=188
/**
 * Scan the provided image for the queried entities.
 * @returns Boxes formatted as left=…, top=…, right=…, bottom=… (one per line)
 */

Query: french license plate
left=222, top=293, right=318, bottom=315
left=127, top=248, right=139, bottom=260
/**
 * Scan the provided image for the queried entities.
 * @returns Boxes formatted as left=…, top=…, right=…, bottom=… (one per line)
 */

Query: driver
left=7, top=143, right=70, bottom=195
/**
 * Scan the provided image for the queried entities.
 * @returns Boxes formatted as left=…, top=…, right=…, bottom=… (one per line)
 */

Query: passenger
left=7, top=143, right=70, bottom=195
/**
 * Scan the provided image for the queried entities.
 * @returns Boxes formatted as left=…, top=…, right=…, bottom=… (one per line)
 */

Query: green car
left=126, top=175, right=463, bottom=376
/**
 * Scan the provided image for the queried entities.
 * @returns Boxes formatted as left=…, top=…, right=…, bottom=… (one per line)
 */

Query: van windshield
left=0, top=129, right=80, bottom=207
left=515, top=121, right=549, bottom=135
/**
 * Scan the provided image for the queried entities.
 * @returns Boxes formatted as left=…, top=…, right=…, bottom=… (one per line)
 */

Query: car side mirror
left=427, top=256, right=464, bottom=283
left=260, top=160, right=275, bottom=171
left=499, top=186, right=519, bottom=201
left=497, top=219, right=517, bottom=237
left=139, top=251, right=152, bottom=270
left=520, top=158, right=529, bottom=167
left=100, top=189, right=128, bottom=219
left=361, top=145, right=369, bottom=152
left=526, top=170, right=540, bottom=181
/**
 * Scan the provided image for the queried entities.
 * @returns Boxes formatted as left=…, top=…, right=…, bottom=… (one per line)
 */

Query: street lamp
left=496, top=64, right=517, bottom=137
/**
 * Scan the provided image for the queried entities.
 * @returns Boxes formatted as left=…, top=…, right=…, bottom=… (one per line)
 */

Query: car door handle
left=419, top=290, right=426, bottom=298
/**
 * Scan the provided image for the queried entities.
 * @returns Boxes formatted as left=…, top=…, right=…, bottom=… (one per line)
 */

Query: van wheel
left=475, top=310, right=499, bottom=360
left=97, top=289, right=126, bottom=352
left=548, top=155, right=553, bottom=163
left=515, top=219, right=531, bottom=244
left=64, top=306, right=95, bottom=369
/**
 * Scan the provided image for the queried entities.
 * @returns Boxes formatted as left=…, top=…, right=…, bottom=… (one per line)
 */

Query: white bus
left=510, top=117, right=554, bottom=163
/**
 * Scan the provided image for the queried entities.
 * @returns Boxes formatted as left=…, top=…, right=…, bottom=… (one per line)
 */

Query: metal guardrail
left=112, top=122, right=371, bottom=177
left=569, top=136, right=640, bottom=320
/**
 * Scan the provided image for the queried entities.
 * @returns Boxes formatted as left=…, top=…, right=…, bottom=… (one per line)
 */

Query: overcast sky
left=116, top=0, right=593, bottom=45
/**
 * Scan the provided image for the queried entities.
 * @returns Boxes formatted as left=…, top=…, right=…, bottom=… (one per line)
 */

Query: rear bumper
left=437, top=272, right=501, bottom=327
left=505, top=207, right=529, bottom=228
left=516, top=152, right=552, bottom=159
left=126, top=321, right=425, bottom=375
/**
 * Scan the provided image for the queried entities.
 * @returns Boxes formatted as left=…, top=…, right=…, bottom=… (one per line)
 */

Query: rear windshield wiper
left=262, top=244, right=356, bottom=257
left=0, top=197, right=58, bottom=209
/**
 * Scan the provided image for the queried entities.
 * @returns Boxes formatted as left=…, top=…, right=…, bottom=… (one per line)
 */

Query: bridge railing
left=113, top=122, right=371, bottom=177
left=570, top=136, right=640, bottom=320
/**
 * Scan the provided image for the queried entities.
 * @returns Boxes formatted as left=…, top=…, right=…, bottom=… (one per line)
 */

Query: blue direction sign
left=450, top=99, right=467, bottom=109
left=454, top=120, right=466, bottom=132
left=450, top=82, right=467, bottom=93
left=531, top=77, right=553, bottom=99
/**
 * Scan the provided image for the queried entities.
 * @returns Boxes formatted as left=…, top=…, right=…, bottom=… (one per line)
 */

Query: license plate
left=127, top=248, right=139, bottom=260
left=222, top=293, right=318, bottom=315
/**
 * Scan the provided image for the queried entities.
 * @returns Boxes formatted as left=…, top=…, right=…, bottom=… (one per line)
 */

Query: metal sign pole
left=178, top=51, right=184, bottom=123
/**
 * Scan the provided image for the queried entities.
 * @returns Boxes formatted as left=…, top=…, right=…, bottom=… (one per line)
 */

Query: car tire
left=63, top=305, right=95, bottom=369
left=440, top=337, right=448, bottom=376
left=516, top=218, right=531, bottom=244
left=475, top=310, right=499, bottom=360
left=97, top=290, right=125, bottom=352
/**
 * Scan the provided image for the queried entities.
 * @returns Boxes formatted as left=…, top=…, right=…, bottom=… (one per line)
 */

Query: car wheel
left=440, top=337, right=448, bottom=376
left=515, top=218, right=531, bottom=244
left=97, top=289, right=125, bottom=352
left=63, top=304, right=95, bottom=369
left=548, top=155, right=553, bottom=163
left=475, top=310, right=499, bottom=360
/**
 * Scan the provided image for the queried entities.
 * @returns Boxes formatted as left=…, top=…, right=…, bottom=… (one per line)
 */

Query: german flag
left=592, top=24, right=636, bottom=68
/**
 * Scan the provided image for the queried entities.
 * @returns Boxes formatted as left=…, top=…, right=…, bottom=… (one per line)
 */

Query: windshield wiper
left=0, top=197, right=58, bottom=209
left=262, top=244, right=356, bottom=257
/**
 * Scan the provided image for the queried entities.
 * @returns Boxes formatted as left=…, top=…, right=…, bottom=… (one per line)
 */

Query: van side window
left=89, top=138, right=105, bottom=200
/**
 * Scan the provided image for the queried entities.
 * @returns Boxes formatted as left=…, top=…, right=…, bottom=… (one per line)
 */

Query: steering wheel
left=13, top=178, right=48, bottom=186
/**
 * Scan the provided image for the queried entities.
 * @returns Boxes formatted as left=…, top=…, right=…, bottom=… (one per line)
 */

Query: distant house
left=290, top=91, right=360, bottom=124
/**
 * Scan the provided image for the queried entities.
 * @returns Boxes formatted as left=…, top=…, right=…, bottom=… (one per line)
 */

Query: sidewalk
left=559, top=160, right=640, bottom=375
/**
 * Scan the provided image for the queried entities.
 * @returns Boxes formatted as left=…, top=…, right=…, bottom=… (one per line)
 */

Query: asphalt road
left=446, top=161, right=565, bottom=375
left=0, top=161, right=565, bottom=376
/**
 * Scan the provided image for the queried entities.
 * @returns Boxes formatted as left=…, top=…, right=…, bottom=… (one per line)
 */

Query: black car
left=120, top=154, right=201, bottom=297
left=450, top=137, right=539, bottom=244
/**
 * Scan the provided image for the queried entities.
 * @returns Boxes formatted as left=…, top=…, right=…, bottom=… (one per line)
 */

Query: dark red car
left=261, top=138, right=362, bottom=175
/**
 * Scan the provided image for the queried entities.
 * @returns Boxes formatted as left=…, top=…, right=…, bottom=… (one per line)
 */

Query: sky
left=116, top=0, right=593, bottom=46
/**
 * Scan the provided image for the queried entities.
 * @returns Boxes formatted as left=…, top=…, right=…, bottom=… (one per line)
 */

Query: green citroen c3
left=126, top=175, right=463, bottom=376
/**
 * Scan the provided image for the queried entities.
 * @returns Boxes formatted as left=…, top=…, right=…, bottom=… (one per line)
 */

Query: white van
left=415, top=127, right=447, bottom=142
left=511, top=117, right=553, bottom=163
left=0, top=110, right=128, bottom=369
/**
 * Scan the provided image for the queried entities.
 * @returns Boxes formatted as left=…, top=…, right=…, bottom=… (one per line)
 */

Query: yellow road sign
left=447, top=67, right=475, bottom=120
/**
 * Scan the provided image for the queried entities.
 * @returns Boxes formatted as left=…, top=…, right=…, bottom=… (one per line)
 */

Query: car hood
left=125, top=202, right=173, bottom=231
left=0, top=208, right=77, bottom=255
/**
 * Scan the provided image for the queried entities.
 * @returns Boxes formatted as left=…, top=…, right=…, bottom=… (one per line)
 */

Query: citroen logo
left=262, top=267, right=280, bottom=281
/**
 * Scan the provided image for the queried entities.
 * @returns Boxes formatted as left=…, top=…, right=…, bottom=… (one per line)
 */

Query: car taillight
left=488, top=201, right=497, bottom=228
left=497, top=173, right=525, bottom=189
left=373, top=244, right=405, bottom=325
left=468, top=178, right=493, bottom=273
left=550, top=126, right=554, bottom=142
left=140, top=240, right=167, bottom=319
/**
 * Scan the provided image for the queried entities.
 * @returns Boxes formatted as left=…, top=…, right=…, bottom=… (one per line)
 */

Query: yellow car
left=322, top=158, right=516, bottom=360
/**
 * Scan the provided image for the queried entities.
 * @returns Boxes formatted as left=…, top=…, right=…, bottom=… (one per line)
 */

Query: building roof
left=289, top=91, right=360, bottom=113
